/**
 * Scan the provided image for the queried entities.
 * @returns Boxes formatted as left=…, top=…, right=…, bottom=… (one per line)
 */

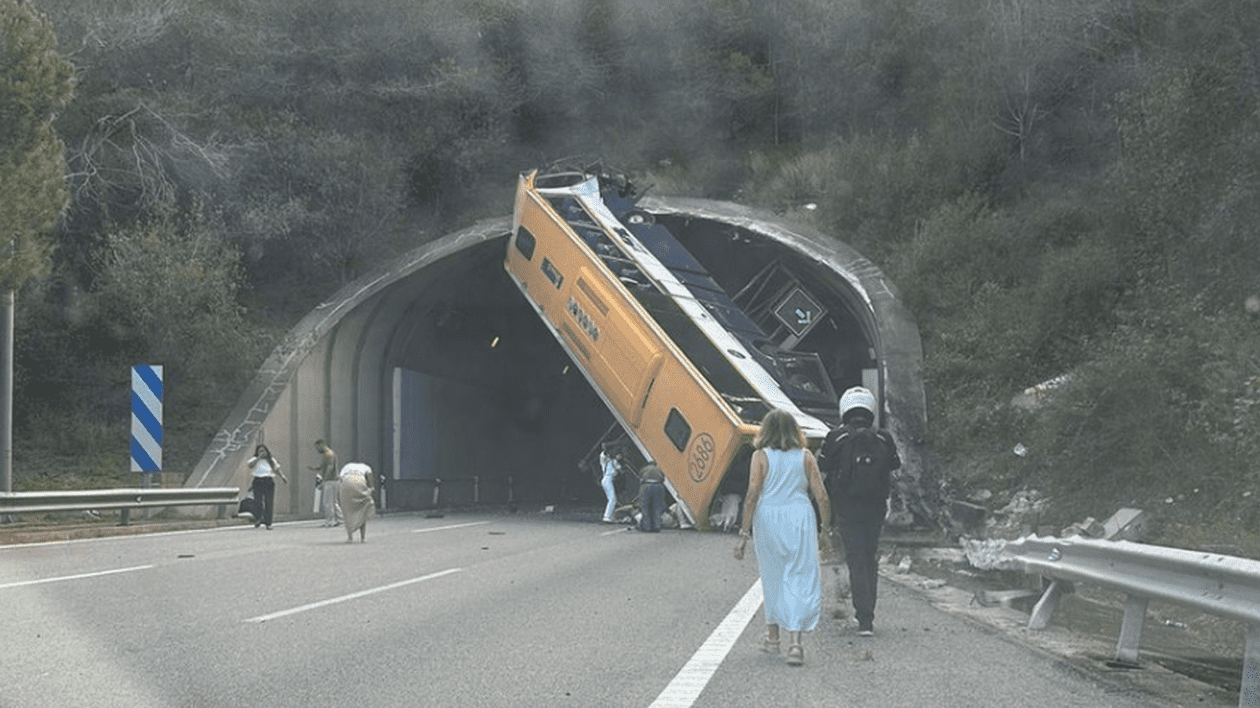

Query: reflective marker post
left=130, top=365, right=163, bottom=522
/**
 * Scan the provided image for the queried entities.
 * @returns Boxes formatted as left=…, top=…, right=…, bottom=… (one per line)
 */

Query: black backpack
left=820, top=425, right=896, bottom=501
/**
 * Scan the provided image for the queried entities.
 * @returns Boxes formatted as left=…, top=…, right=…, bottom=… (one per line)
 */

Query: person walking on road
left=735, top=409, right=831, bottom=666
left=246, top=444, right=287, bottom=530
left=817, top=386, right=901, bottom=637
left=309, top=439, right=342, bottom=527
left=637, top=463, right=667, bottom=532
left=338, top=462, right=376, bottom=543
left=599, top=445, right=623, bottom=523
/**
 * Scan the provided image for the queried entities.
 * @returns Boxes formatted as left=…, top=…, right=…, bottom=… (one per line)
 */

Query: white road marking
left=649, top=579, right=763, bottom=707
left=0, top=521, right=308, bottom=550
left=412, top=521, right=491, bottom=533
left=0, top=564, right=155, bottom=589
left=244, top=567, right=463, bottom=623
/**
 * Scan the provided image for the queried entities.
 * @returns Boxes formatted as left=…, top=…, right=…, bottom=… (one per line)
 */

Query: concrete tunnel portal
left=188, top=196, right=931, bottom=527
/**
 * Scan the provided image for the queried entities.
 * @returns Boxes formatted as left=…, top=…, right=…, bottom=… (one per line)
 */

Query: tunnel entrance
left=387, top=237, right=615, bottom=509
left=190, top=199, right=928, bottom=527
left=385, top=219, right=879, bottom=517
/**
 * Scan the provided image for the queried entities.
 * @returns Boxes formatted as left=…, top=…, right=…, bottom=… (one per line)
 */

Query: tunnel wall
left=187, top=218, right=514, bottom=516
left=186, top=201, right=931, bottom=522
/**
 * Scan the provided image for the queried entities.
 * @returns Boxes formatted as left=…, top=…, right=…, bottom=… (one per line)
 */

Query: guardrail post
left=1114, top=594, right=1150, bottom=666
left=474, top=476, right=480, bottom=504
left=432, top=478, right=441, bottom=508
left=1242, top=622, right=1259, bottom=708
left=1028, top=579, right=1067, bottom=630
left=119, top=508, right=131, bottom=526
left=507, top=476, right=514, bottom=504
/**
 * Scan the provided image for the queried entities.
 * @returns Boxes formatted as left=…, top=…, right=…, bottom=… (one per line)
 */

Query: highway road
left=0, top=511, right=1224, bottom=707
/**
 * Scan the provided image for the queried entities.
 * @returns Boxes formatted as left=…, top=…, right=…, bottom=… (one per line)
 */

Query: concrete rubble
left=961, top=507, right=1146, bottom=572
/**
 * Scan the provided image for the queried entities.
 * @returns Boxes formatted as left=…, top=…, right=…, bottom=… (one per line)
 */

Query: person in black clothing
left=817, top=386, right=900, bottom=637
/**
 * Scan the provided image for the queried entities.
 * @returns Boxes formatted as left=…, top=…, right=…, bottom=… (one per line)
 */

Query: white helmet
left=839, top=386, right=876, bottom=420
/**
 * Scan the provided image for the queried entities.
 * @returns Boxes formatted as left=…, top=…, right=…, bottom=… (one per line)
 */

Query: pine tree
left=1, top=0, right=76, bottom=289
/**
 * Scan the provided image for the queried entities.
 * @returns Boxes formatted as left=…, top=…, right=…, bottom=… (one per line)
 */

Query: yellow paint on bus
left=505, top=170, right=815, bottom=528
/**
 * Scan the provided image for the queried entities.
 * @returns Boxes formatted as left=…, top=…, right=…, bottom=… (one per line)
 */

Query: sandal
left=761, top=632, right=780, bottom=654
left=786, top=644, right=804, bottom=666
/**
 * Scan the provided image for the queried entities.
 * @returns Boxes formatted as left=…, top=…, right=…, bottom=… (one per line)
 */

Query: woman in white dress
left=735, top=409, right=831, bottom=666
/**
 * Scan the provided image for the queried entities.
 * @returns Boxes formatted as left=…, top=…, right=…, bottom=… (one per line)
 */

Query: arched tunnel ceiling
left=190, top=198, right=932, bottom=523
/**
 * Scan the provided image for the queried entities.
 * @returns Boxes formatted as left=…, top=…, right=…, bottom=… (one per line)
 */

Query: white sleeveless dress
left=753, top=448, right=822, bottom=632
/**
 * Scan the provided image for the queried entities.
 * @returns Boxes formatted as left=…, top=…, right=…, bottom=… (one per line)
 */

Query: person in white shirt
left=599, top=446, right=623, bottom=523
left=246, top=444, right=287, bottom=529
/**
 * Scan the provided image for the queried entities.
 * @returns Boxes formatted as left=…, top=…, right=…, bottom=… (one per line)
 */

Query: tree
left=1, top=0, right=76, bottom=495
left=0, top=0, right=75, bottom=289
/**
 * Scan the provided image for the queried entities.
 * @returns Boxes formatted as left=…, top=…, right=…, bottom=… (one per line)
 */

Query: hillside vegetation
left=7, top=0, right=1260, bottom=551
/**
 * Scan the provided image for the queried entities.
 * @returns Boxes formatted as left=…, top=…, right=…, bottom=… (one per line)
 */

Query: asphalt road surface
left=0, top=511, right=1227, bottom=707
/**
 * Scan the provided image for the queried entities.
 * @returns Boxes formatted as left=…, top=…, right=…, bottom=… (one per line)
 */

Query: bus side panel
left=514, top=201, right=571, bottom=317
left=574, top=268, right=659, bottom=426
left=507, top=174, right=752, bottom=528
left=633, top=355, right=747, bottom=527
left=508, top=190, right=667, bottom=427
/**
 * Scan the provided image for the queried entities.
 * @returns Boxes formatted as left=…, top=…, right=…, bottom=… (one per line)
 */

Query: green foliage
left=1113, top=55, right=1260, bottom=304
left=90, top=205, right=254, bottom=382
left=231, top=122, right=408, bottom=288
left=0, top=0, right=75, bottom=290
left=1022, top=284, right=1259, bottom=520
left=5, top=0, right=1257, bottom=547
left=13, top=405, right=130, bottom=487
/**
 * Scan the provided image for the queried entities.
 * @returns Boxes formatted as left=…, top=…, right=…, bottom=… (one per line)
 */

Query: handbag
left=237, top=491, right=257, bottom=520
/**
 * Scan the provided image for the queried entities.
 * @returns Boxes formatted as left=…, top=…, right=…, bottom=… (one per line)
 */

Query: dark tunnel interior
left=383, top=218, right=876, bottom=515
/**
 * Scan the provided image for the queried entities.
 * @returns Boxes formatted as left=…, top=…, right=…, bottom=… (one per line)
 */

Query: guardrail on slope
left=0, top=487, right=241, bottom=525
left=996, top=535, right=1260, bottom=708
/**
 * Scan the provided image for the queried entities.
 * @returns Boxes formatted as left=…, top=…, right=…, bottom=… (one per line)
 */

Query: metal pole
left=1, top=290, right=12, bottom=524
left=1114, top=594, right=1150, bottom=666
left=1242, top=622, right=1259, bottom=708
left=1027, top=578, right=1066, bottom=630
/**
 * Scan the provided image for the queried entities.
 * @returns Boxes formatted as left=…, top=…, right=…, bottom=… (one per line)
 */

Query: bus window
left=665, top=408, right=691, bottom=452
left=515, top=226, right=536, bottom=260
left=541, top=258, right=563, bottom=289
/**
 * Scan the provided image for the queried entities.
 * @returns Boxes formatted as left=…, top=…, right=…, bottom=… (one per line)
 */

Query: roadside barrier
left=997, top=534, right=1260, bottom=708
left=0, top=487, right=240, bottom=525
left=412, top=476, right=515, bottom=508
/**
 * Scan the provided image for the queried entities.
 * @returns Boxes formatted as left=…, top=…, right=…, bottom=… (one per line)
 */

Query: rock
left=985, top=489, right=1049, bottom=539
left=962, top=537, right=1013, bottom=571
left=948, top=500, right=987, bottom=533
left=1061, top=516, right=1106, bottom=538
left=1101, top=508, right=1145, bottom=541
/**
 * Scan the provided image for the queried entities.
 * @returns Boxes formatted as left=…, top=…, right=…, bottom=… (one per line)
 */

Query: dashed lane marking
left=0, top=564, right=155, bottom=589
left=244, top=568, right=463, bottom=623
left=412, top=521, right=491, bottom=533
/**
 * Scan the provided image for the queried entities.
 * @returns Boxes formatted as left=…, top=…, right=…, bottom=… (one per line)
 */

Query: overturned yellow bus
left=504, top=168, right=835, bottom=528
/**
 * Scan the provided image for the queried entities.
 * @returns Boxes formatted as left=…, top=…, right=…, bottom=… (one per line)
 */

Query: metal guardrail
left=997, top=535, right=1260, bottom=708
left=412, top=476, right=515, bottom=507
left=0, top=487, right=241, bottom=525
